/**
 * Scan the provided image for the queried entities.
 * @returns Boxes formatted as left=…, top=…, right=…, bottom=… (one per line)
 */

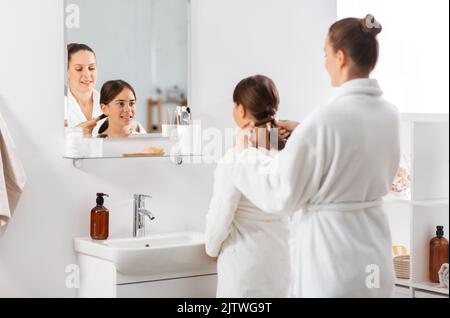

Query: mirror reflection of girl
left=205, top=75, right=291, bottom=298
left=65, top=43, right=104, bottom=136
left=98, top=80, right=146, bottom=138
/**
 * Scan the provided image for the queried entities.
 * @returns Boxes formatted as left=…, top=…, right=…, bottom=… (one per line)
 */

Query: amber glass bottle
left=90, top=193, right=109, bottom=240
left=429, top=226, right=449, bottom=283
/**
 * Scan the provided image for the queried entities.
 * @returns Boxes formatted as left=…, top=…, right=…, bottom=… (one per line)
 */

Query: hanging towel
left=0, top=111, right=26, bottom=233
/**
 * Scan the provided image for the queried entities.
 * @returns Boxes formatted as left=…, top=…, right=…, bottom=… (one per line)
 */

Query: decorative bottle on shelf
left=429, top=226, right=449, bottom=283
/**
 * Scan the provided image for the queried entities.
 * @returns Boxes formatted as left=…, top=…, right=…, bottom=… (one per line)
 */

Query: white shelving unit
left=386, top=114, right=449, bottom=298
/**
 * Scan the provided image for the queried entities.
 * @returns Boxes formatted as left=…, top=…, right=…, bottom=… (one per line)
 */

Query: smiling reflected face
left=101, top=88, right=136, bottom=129
left=68, top=50, right=97, bottom=94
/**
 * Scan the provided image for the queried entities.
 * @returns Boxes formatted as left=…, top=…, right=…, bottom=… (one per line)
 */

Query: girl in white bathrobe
left=205, top=75, right=292, bottom=298
left=232, top=15, right=400, bottom=298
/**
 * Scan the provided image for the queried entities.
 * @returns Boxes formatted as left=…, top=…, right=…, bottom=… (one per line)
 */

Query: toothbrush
left=166, top=109, right=171, bottom=125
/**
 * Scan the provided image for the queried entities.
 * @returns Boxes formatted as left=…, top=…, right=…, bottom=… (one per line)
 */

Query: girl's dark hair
left=100, top=80, right=136, bottom=105
left=328, top=14, right=382, bottom=73
left=233, top=75, right=285, bottom=150
left=98, top=80, right=137, bottom=135
left=67, top=43, right=96, bottom=66
left=234, top=75, right=279, bottom=125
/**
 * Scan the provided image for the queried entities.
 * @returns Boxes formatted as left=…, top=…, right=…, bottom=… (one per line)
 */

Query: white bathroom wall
left=190, top=0, right=336, bottom=132
left=0, top=0, right=335, bottom=297
left=337, top=0, right=450, bottom=114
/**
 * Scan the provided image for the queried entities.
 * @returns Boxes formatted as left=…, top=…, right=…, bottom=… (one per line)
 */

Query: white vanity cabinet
left=74, top=232, right=218, bottom=298
left=78, top=254, right=217, bottom=298
left=116, top=275, right=217, bottom=298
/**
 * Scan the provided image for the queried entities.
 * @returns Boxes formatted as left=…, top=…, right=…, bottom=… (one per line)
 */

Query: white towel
left=0, top=111, right=27, bottom=233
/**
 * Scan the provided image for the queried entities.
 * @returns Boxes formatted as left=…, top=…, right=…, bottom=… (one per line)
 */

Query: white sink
left=74, top=232, right=216, bottom=276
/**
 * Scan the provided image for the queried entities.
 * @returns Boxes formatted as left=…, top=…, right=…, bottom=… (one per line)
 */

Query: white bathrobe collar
left=66, top=88, right=101, bottom=123
left=332, top=78, right=383, bottom=102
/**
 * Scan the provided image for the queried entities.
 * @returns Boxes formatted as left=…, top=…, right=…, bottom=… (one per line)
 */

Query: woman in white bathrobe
left=65, top=43, right=105, bottom=137
left=205, top=75, right=292, bottom=298
left=232, top=15, right=400, bottom=298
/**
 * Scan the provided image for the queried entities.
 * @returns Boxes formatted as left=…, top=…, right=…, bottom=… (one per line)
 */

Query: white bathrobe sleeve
left=205, top=151, right=242, bottom=257
left=232, top=117, right=328, bottom=216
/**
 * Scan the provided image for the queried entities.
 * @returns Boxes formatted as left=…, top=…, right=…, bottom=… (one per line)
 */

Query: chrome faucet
left=133, top=194, right=155, bottom=238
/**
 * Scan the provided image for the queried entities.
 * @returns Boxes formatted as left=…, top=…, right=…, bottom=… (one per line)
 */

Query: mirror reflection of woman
left=98, top=80, right=146, bottom=138
left=65, top=43, right=104, bottom=136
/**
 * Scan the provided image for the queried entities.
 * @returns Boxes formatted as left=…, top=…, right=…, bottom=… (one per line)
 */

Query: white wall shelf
left=64, top=132, right=203, bottom=167
left=387, top=114, right=449, bottom=299
left=385, top=197, right=449, bottom=208
left=413, top=282, right=449, bottom=296
left=395, top=278, right=411, bottom=288
left=64, top=154, right=203, bottom=168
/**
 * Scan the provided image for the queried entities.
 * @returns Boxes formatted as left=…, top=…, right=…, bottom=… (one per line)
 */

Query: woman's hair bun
left=67, top=43, right=78, bottom=51
left=360, top=14, right=382, bottom=36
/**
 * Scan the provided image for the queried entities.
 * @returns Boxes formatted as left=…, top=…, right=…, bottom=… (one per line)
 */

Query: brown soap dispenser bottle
left=90, top=193, right=109, bottom=240
left=429, top=226, right=449, bottom=283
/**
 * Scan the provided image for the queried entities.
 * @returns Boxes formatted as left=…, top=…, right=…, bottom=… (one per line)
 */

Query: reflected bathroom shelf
left=64, top=154, right=203, bottom=168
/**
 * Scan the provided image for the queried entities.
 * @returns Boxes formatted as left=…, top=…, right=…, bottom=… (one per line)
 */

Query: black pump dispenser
left=96, top=193, right=109, bottom=206
left=436, top=226, right=444, bottom=239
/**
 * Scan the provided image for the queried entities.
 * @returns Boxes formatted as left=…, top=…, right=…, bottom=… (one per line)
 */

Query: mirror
left=64, top=0, right=189, bottom=142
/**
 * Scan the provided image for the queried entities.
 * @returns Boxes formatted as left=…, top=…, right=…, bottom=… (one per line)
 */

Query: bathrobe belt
left=304, top=199, right=383, bottom=212
left=236, top=210, right=286, bottom=222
